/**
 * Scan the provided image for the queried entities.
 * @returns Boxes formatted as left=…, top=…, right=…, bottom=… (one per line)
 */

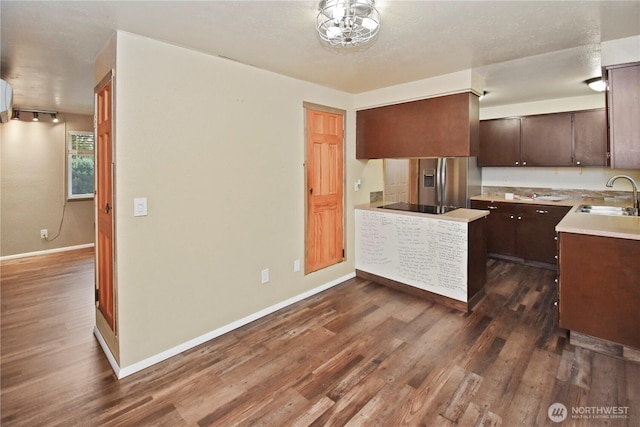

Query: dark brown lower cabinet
left=558, top=232, right=640, bottom=349
left=470, top=200, right=570, bottom=265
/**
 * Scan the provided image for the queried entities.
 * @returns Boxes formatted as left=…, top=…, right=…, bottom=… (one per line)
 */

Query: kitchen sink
left=576, top=205, right=638, bottom=216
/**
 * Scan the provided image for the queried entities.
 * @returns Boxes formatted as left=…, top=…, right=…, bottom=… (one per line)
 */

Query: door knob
left=309, top=188, right=313, bottom=194
left=105, top=203, right=111, bottom=214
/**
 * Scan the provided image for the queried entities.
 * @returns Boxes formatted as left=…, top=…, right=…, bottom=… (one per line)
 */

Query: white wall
left=112, top=32, right=369, bottom=367
left=354, top=69, right=482, bottom=110
left=602, top=35, right=640, bottom=66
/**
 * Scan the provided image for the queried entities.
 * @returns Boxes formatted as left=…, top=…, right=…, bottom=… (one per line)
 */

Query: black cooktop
left=378, top=202, right=458, bottom=214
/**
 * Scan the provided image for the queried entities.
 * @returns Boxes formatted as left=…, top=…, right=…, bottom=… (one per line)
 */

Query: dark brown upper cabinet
left=606, top=63, right=640, bottom=169
left=479, top=109, right=607, bottom=167
left=356, top=92, right=479, bottom=159
left=521, top=113, right=573, bottom=166
left=573, top=109, right=607, bottom=166
left=479, top=118, right=521, bottom=166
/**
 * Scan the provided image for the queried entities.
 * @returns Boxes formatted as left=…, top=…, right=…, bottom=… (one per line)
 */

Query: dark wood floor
left=1, top=249, right=638, bottom=426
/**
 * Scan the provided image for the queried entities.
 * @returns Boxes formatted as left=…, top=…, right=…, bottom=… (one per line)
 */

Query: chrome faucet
left=606, top=175, right=639, bottom=212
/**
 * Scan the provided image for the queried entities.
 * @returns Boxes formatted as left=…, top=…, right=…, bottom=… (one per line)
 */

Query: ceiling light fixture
left=586, top=77, right=606, bottom=92
left=10, top=108, right=60, bottom=122
left=317, top=0, right=380, bottom=47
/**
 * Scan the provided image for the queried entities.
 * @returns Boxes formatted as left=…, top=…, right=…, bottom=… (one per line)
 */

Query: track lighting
left=9, top=108, right=61, bottom=123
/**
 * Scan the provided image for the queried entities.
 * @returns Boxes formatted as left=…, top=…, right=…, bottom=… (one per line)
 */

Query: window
left=67, top=131, right=95, bottom=200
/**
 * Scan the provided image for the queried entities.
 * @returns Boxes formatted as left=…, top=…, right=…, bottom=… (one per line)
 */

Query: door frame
left=94, top=69, right=120, bottom=359
left=303, top=102, right=346, bottom=274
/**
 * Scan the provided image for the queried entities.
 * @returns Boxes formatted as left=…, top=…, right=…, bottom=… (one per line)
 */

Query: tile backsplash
left=370, top=191, right=383, bottom=203
left=481, top=186, right=635, bottom=205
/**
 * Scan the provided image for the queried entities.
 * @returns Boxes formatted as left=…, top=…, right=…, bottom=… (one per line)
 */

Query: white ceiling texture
left=1, top=1, right=639, bottom=114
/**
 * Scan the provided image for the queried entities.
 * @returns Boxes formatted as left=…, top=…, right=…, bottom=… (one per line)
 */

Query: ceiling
left=2, top=1, right=639, bottom=115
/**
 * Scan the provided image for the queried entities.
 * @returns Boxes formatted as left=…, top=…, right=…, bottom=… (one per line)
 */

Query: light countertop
left=472, top=195, right=640, bottom=240
left=355, top=204, right=489, bottom=223
left=471, top=194, right=579, bottom=207
left=556, top=207, right=640, bottom=240
left=473, top=186, right=640, bottom=240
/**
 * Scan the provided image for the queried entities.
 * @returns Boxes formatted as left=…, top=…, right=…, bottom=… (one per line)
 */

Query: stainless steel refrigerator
left=418, top=157, right=481, bottom=208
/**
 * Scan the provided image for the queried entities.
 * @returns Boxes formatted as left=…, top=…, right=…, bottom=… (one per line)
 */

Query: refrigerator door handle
left=437, top=158, right=446, bottom=206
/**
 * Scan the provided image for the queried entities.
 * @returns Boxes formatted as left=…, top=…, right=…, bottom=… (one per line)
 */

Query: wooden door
left=516, top=205, right=569, bottom=264
left=470, top=201, right=517, bottom=256
left=306, top=108, right=344, bottom=273
left=383, top=159, right=410, bottom=203
left=573, top=110, right=607, bottom=166
left=559, top=232, right=640, bottom=348
left=478, top=118, right=521, bottom=166
left=607, top=64, right=640, bottom=169
left=521, top=113, right=573, bottom=166
left=96, top=73, right=115, bottom=331
left=356, top=93, right=478, bottom=159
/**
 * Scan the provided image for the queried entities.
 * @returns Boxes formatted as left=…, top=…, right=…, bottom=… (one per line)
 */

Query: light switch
left=134, top=197, right=147, bottom=217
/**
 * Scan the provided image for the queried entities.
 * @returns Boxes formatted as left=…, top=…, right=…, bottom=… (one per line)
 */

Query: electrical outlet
left=294, top=259, right=301, bottom=272
left=40, top=229, right=48, bottom=239
left=261, top=268, right=269, bottom=284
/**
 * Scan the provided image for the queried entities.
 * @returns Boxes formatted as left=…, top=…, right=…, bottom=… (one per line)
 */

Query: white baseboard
left=0, top=243, right=95, bottom=261
left=93, top=326, right=122, bottom=378
left=111, top=272, right=356, bottom=379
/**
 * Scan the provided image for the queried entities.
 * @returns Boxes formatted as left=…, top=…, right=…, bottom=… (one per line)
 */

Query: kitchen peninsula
left=355, top=205, right=488, bottom=313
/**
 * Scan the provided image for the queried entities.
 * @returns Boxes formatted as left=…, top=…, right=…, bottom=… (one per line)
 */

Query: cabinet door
left=607, top=64, right=640, bottom=169
left=559, top=232, right=640, bottom=349
left=573, top=110, right=607, bottom=166
left=516, top=205, right=570, bottom=263
left=521, top=113, right=573, bottom=166
left=470, top=201, right=517, bottom=256
left=478, top=118, right=521, bottom=166
left=356, top=92, right=479, bottom=159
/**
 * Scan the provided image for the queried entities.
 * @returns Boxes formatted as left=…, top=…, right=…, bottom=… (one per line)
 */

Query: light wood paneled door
left=383, top=158, right=411, bottom=203
left=96, top=72, right=115, bottom=331
left=305, top=108, right=344, bottom=273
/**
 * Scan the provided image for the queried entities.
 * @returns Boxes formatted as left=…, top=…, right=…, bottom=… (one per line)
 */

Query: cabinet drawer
left=470, top=200, right=516, bottom=213
left=517, top=204, right=571, bottom=218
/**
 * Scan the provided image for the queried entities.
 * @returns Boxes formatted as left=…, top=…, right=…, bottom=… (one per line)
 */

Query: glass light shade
left=361, top=17, right=378, bottom=30
left=586, top=77, right=606, bottom=92
left=326, top=26, right=342, bottom=39
left=317, top=0, right=380, bottom=47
